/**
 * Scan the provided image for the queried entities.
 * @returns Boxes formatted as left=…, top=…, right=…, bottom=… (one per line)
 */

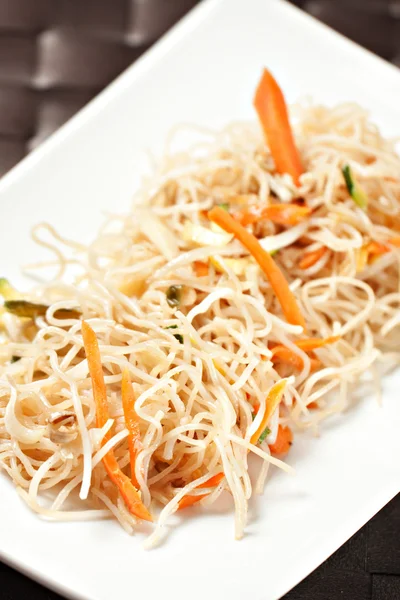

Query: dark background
left=0, top=0, right=399, bottom=598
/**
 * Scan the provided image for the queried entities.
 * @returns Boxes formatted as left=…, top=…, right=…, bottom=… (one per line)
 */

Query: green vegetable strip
left=4, top=300, right=80, bottom=320
left=165, top=325, right=184, bottom=344
left=258, top=427, right=271, bottom=444
left=342, top=164, right=368, bottom=210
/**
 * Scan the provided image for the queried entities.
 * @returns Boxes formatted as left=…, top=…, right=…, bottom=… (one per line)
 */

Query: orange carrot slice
left=299, top=247, right=328, bottom=269
left=294, top=336, right=340, bottom=352
left=193, top=261, right=209, bottom=277
left=254, top=69, right=304, bottom=185
left=121, top=369, right=141, bottom=489
left=272, top=349, right=322, bottom=371
left=208, top=206, right=305, bottom=329
left=389, top=237, right=400, bottom=248
left=269, top=425, right=293, bottom=455
left=271, top=336, right=339, bottom=369
left=82, top=321, right=152, bottom=522
left=366, top=241, right=389, bottom=256
left=307, top=401, right=319, bottom=410
left=178, top=473, right=225, bottom=510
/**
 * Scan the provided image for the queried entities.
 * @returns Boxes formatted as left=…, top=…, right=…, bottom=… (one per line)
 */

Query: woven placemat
left=1, top=1, right=399, bottom=599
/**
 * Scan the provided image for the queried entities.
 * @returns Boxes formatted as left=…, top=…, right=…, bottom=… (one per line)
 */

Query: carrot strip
left=299, top=247, right=328, bottom=269
left=250, top=380, right=287, bottom=446
left=295, top=336, right=340, bottom=352
left=193, top=261, right=209, bottom=277
left=269, top=425, right=293, bottom=455
left=178, top=473, right=224, bottom=510
left=356, top=239, right=400, bottom=266
left=307, top=401, right=319, bottom=410
left=271, top=348, right=307, bottom=370
left=271, top=349, right=322, bottom=371
left=309, top=358, right=322, bottom=371
left=82, top=321, right=152, bottom=522
left=271, top=336, right=339, bottom=370
left=261, top=204, right=311, bottom=226
left=234, top=203, right=311, bottom=227
left=208, top=206, right=305, bottom=328
left=121, top=369, right=141, bottom=489
left=254, top=69, right=304, bottom=185
left=367, top=241, right=389, bottom=256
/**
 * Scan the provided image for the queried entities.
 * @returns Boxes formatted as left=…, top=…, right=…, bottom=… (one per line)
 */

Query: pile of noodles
left=1, top=101, right=400, bottom=547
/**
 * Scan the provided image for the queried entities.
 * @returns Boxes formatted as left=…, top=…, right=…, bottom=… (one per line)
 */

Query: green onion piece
left=269, top=249, right=279, bottom=257
left=217, top=203, right=229, bottom=212
left=4, top=300, right=80, bottom=320
left=342, top=164, right=368, bottom=210
left=251, top=412, right=271, bottom=443
left=258, top=427, right=271, bottom=444
left=165, top=325, right=183, bottom=343
left=5, top=300, right=48, bottom=318
left=166, top=285, right=183, bottom=308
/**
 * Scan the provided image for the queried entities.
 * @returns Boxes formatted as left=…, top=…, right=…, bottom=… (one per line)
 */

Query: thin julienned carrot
left=269, top=425, right=293, bottom=455
left=271, top=336, right=340, bottom=370
left=121, top=369, right=141, bottom=489
left=254, top=69, right=304, bottom=185
left=194, top=261, right=209, bottom=277
left=82, top=321, right=108, bottom=429
left=271, top=348, right=322, bottom=371
left=234, top=203, right=311, bottom=227
left=208, top=206, right=305, bottom=329
left=271, top=347, right=306, bottom=370
left=295, top=336, right=340, bottom=351
left=271, top=336, right=339, bottom=370
left=309, top=358, right=322, bottom=371
left=178, top=493, right=210, bottom=510
left=178, top=473, right=225, bottom=510
left=307, top=401, right=319, bottom=410
left=82, top=321, right=152, bottom=522
left=361, top=238, right=400, bottom=264
left=366, top=241, right=389, bottom=255
left=250, top=380, right=287, bottom=446
left=299, top=247, right=328, bottom=269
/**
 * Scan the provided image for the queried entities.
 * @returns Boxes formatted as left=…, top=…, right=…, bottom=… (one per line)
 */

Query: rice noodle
left=1, top=100, right=400, bottom=547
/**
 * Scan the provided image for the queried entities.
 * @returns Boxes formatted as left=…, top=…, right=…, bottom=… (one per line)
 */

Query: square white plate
left=1, top=1, right=400, bottom=599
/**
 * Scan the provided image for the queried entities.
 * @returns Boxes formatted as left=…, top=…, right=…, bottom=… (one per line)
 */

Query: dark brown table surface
left=1, top=1, right=399, bottom=598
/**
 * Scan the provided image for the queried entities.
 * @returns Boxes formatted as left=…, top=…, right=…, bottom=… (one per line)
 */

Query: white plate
left=1, top=1, right=400, bottom=599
